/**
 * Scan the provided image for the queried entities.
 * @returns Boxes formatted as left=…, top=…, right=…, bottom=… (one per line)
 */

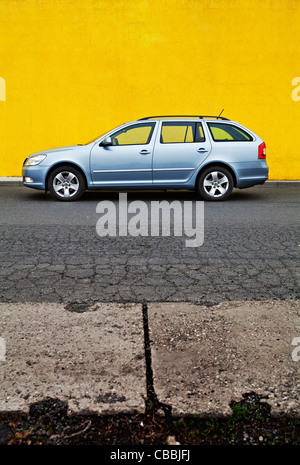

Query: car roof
left=137, top=115, right=232, bottom=122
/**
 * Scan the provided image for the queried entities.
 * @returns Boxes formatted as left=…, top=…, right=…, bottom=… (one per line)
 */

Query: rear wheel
left=197, top=166, right=233, bottom=201
left=48, top=166, right=85, bottom=201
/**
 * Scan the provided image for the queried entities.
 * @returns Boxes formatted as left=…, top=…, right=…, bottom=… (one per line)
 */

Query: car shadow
left=14, top=185, right=269, bottom=203
left=80, top=188, right=267, bottom=203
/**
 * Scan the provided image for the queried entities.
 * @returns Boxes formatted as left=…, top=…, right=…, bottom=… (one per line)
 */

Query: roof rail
left=138, top=115, right=230, bottom=121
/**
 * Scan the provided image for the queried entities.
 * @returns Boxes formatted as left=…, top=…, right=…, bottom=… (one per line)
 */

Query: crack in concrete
left=142, top=302, right=172, bottom=417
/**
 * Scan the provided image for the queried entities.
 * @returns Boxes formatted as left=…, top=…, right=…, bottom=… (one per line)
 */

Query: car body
left=22, top=115, right=268, bottom=201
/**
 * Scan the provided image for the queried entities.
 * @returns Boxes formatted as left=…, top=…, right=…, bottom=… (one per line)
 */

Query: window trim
left=195, top=122, right=206, bottom=143
left=110, top=122, right=156, bottom=146
left=207, top=122, right=253, bottom=142
left=159, top=121, right=206, bottom=144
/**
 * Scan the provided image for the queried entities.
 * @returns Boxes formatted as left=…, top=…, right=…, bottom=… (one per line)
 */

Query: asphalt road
left=0, top=185, right=299, bottom=305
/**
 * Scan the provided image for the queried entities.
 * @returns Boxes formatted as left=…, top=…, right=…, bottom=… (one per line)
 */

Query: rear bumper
left=233, top=160, right=269, bottom=188
left=237, top=176, right=268, bottom=188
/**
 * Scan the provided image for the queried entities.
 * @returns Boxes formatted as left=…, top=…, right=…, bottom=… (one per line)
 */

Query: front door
left=90, top=122, right=157, bottom=186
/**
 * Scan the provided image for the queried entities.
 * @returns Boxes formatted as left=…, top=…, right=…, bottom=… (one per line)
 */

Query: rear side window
left=160, top=122, right=205, bottom=143
left=208, top=123, right=253, bottom=141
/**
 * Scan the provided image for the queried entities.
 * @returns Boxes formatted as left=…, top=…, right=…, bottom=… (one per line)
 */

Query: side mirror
left=100, top=136, right=112, bottom=147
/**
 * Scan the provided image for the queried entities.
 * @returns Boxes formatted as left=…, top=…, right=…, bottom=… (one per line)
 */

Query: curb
left=0, top=177, right=23, bottom=186
left=0, top=178, right=299, bottom=187
left=255, top=180, right=300, bottom=187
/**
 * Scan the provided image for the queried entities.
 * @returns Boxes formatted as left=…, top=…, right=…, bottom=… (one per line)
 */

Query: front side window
left=208, top=123, right=253, bottom=141
left=111, top=123, right=155, bottom=146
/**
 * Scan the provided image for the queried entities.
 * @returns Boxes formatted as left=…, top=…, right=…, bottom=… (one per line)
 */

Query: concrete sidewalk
left=148, top=300, right=300, bottom=417
left=0, top=300, right=299, bottom=417
left=0, top=302, right=146, bottom=413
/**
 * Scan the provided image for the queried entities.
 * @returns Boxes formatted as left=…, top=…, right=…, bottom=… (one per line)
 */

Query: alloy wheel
left=52, top=171, right=80, bottom=198
left=203, top=171, right=230, bottom=198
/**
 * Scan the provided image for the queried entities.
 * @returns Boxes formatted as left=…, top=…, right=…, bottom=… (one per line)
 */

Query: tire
left=197, top=165, right=233, bottom=201
left=48, top=165, right=85, bottom=201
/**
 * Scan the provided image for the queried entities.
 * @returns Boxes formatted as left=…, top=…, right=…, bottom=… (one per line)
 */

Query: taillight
left=258, top=142, right=266, bottom=159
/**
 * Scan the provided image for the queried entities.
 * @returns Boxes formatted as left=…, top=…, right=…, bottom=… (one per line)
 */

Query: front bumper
left=22, top=165, right=46, bottom=190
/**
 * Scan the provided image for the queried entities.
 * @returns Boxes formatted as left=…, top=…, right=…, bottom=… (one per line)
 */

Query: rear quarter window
left=208, top=123, right=253, bottom=141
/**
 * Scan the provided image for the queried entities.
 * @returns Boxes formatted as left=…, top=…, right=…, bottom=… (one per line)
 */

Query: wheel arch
left=195, top=162, right=237, bottom=188
left=45, top=162, right=88, bottom=192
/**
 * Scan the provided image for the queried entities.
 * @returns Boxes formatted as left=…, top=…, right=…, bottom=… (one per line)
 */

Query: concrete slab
left=148, top=300, right=300, bottom=416
left=0, top=302, right=146, bottom=413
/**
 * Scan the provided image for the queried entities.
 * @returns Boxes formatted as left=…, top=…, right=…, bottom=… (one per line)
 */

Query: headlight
left=24, top=154, right=47, bottom=166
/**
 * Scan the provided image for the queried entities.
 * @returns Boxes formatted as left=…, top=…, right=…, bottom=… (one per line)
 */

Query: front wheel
left=48, top=166, right=85, bottom=201
left=197, top=166, right=233, bottom=201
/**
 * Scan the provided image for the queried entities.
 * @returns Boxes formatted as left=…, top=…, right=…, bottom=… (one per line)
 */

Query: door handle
left=139, top=150, right=151, bottom=155
left=197, top=148, right=208, bottom=153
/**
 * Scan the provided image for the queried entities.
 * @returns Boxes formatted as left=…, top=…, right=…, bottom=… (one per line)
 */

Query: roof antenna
left=218, top=109, right=224, bottom=118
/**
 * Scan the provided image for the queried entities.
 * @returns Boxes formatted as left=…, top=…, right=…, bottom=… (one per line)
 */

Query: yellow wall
left=0, top=0, right=299, bottom=179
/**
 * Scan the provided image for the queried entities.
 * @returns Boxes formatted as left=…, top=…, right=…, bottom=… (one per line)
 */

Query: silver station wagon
left=22, top=115, right=268, bottom=201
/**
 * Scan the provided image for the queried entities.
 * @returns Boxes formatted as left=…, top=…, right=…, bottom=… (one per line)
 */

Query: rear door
left=152, top=121, right=211, bottom=185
